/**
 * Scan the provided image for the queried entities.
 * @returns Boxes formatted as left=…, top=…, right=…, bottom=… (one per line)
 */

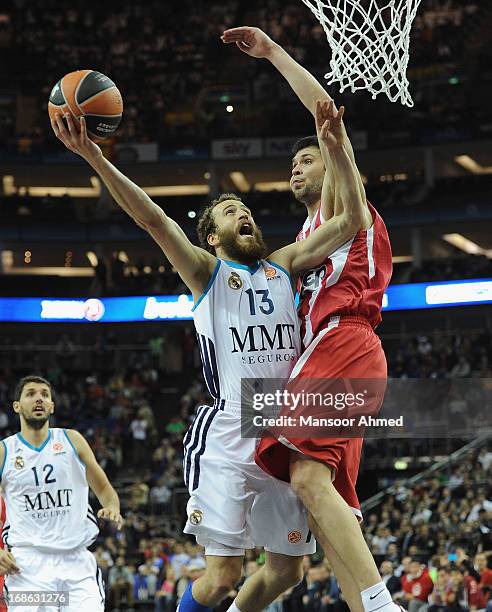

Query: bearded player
left=52, top=98, right=366, bottom=612
left=223, top=26, right=395, bottom=612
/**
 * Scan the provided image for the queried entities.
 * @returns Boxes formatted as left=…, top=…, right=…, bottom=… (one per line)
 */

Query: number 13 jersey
left=192, top=259, right=300, bottom=412
left=0, top=428, right=99, bottom=552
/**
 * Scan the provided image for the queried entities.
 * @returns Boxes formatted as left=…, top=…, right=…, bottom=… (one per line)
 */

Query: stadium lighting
left=229, top=172, right=250, bottom=192
left=86, top=251, right=98, bottom=267
left=2, top=176, right=209, bottom=198
left=454, top=155, right=492, bottom=174
left=3, top=267, right=94, bottom=277
left=143, top=185, right=209, bottom=196
left=226, top=105, right=234, bottom=112
left=254, top=181, right=291, bottom=192
left=442, top=234, right=492, bottom=258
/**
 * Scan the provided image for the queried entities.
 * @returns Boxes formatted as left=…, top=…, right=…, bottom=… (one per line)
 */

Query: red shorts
left=255, top=316, right=387, bottom=520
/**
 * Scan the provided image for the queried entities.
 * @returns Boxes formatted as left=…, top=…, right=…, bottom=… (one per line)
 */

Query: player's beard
left=23, top=411, right=50, bottom=430
left=218, top=226, right=268, bottom=265
left=292, top=175, right=324, bottom=206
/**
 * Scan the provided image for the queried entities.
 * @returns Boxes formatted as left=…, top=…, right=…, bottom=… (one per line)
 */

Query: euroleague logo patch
left=264, top=267, right=279, bottom=281
left=53, top=442, right=65, bottom=454
left=288, top=530, right=302, bottom=544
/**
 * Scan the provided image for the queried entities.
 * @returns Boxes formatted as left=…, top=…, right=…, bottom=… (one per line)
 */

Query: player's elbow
left=143, top=208, right=169, bottom=232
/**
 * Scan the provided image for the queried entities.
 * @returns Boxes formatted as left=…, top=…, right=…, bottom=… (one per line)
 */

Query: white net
left=300, top=0, right=423, bottom=106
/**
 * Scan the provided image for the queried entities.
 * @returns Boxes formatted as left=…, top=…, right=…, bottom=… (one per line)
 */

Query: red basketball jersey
left=296, top=202, right=392, bottom=347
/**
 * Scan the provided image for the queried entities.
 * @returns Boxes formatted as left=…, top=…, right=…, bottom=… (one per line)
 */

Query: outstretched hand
left=221, top=26, right=275, bottom=58
left=315, top=99, right=345, bottom=150
left=51, top=113, right=102, bottom=163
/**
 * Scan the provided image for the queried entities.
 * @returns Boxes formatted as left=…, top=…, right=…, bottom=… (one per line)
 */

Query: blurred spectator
left=401, top=559, right=435, bottom=612
left=381, top=560, right=402, bottom=596
left=155, top=566, right=177, bottom=612
left=108, top=555, right=134, bottom=610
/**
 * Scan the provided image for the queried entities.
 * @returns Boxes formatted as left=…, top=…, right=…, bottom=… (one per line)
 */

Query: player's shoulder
left=63, top=428, right=84, bottom=445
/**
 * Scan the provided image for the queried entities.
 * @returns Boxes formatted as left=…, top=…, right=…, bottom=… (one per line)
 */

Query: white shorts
left=4, top=547, right=105, bottom=611
left=183, top=405, right=315, bottom=556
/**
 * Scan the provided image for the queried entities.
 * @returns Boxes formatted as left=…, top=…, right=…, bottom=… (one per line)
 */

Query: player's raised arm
left=221, top=26, right=356, bottom=160
left=269, top=101, right=367, bottom=277
left=51, top=114, right=216, bottom=300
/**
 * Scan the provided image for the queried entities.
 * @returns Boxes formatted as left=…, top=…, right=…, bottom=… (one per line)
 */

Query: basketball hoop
left=300, top=0, right=423, bottom=106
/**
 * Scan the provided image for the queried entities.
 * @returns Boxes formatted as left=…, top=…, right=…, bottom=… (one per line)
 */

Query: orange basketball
left=48, top=70, right=123, bottom=141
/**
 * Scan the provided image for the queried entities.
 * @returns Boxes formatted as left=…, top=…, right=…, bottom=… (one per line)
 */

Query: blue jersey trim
left=266, top=259, right=291, bottom=281
left=192, top=260, right=221, bottom=312
left=16, top=430, right=51, bottom=452
left=63, top=429, right=86, bottom=467
left=0, top=440, right=6, bottom=480
left=223, top=259, right=261, bottom=274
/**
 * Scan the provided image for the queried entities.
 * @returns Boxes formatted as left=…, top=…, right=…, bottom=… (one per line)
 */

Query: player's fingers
left=80, top=116, right=87, bottom=141
left=338, top=106, right=345, bottom=121
left=223, top=26, right=253, bottom=36
left=321, top=99, right=330, bottom=120
left=236, top=41, right=251, bottom=51
left=55, top=114, right=68, bottom=137
left=315, top=100, right=323, bottom=127
left=64, top=113, right=77, bottom=137
left=321, top=120, right=331, bottom=140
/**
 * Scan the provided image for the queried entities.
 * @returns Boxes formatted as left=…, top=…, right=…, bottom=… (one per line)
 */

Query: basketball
left=48, top=70, right=123, bottom=141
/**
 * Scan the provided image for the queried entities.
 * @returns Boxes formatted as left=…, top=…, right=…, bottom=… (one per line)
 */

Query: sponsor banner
left=241, top=377, right=492, bottom=439
left=211, top=138, right=262, bottom=160
left=0, top=279, right=490, bottom=323
left=263, top=137, right=300, bottom=158
left=114, top=142, right=158, bottom=162
left=0, top=295, right=193, bottom=323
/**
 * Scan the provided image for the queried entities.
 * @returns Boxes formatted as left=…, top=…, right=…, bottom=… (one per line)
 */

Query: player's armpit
left=269, top=212, right=358, bottom=278
left=145, top=212, right=217, bottom=300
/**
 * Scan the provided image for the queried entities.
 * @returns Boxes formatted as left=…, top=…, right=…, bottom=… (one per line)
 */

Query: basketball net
left=300, top=0, right=422, bottom=106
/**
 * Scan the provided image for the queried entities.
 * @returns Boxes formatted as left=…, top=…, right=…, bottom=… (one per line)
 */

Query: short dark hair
left=291, top=135, right=320, bottom=157
left=14, top=376, right=52, bottom=402
left=196, top=193, right=243, bottom=253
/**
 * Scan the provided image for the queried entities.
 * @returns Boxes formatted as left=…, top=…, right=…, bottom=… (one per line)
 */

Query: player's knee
left=205, top=566, right=242, bottom=600
left=266, top=558, right=304, bottom=590
left=290, top=458, right=334, bottom=505
left=278, top=562, right=304, bottom=588
left=290, top=461, right=315, bottom=501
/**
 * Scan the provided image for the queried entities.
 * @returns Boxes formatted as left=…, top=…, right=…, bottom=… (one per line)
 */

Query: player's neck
left=305, top=199, right=334, bottom=221
left=19, top=424, right=50, bottom=448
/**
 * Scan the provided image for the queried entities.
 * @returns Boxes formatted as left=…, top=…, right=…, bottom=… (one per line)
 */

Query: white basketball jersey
left=193, top=259, right=300, bottom=410
left=0, top=428, right=99, bottom=552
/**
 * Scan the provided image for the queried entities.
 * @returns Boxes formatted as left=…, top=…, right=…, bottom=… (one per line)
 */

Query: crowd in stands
left=0, top=0, right=484, bottom=150
left=0, top=319, right=491, bottom=610
left=387, top=329, right=492, bottom=380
